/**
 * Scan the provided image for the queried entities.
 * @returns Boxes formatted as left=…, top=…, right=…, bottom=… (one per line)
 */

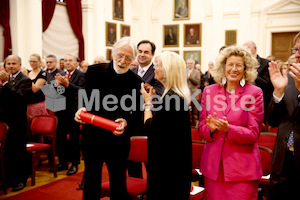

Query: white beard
left=113, top=61, right=129, bottom=74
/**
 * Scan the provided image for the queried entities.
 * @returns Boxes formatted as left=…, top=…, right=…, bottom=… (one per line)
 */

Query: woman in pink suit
left=198, top=45, right=264, bottom=200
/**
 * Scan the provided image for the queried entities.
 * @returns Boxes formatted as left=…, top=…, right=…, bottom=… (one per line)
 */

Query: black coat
left=145, top=90, right=192, bottom=200
left=268, top=74, right=300, bottom=178
left=0, top=72, right=32, bottom=184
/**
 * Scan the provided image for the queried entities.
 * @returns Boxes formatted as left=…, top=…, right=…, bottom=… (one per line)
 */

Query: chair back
left=191, top=128, right=202, bottom=141
left=192, top=141, right=205, bottom=169
left=259, top=146, right=272, bottom=175
left=30, top=115, right=58, bottom=139
left=128, top=136, right=147, bottom=163
left=0, top=122, right=9, bottom=155
left=258, top=132, right=277, bottom=151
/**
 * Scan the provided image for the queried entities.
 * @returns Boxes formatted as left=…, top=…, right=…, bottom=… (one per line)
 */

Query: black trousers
left=270, top=150, right=298, bottom=200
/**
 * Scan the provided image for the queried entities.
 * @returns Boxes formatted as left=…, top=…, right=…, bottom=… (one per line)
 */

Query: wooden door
left=272, top=32, right=298, bottom=62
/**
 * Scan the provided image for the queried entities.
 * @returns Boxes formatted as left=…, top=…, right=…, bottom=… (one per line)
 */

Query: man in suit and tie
left=243, top=41, right=273, bottom=123
left=268, top=32, right=300, bottom=200
left=132, top=40, right=164, bottom=96
left=187, top=59, right=200, bottom=126
left=0, top=55, right=32, bottom=191
left=45, top=54, right=66, bottom=84
left=52, top=54, right=85, bottom=175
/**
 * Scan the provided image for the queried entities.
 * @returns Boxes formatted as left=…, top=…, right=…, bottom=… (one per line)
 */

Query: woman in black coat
left=141, top=51, right=192, bottom=200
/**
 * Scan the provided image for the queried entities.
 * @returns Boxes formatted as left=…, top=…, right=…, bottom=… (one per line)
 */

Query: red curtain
left=0, top=0, right=12, bottom=59
left=66, top=0, right=85, bottom=60
left=42, top=0, right=57, bottom=32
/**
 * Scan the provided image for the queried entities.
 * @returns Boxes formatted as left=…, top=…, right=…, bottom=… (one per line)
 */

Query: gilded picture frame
left=173, top=0, right=190, bottom=20
left=106, top=22, right=117, bottom=46
left=120, top=24, right=131, bottom=37
left=163, top=24, right=179, bottom=47
left=113, top=0, right=124, bottom=21
left=184, top=23, right=202, bottom=47
left=184, top=51, right=201, bottom=64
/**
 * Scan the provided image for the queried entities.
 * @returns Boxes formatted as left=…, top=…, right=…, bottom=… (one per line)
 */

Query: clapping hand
left=55, top=73, right=69, bottom=88
left=268, top=61, right=288, bottom=98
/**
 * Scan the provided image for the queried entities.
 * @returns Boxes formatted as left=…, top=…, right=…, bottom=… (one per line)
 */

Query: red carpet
left=4, top=165, right=110, bottom=200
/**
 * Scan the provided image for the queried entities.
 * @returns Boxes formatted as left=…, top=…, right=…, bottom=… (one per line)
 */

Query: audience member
left=288, top=54, right=296, bottom=67
left=243, top=40, right=273, bottom=123
left=80, top=60, right=89, bottom=73
left=0, top=55, right=32, bottom=191
left=195, top=63, right=205, bottom=91
left=278, top=61, right=289, bottom=74
left=26, top=53, right=48, bottom=117
left=267, top=55, right=276, bottom=61
left=129, top=59, right=138, bottom=69
left=74, top=37, right=144, bottom=200
left=51, top=54, right=85, bottom=176
left=267, top=32, right=300, bottom=200
left=203, top=61, right=216, bottom=87
left=59, top=58, right=65, bottom=71
left=93, top=56, right=104, bottom=64
left=132, top=40, right=164, bottom=96
left=45, top=54, right=66, bottom=84
left=199, top=45, right=264, bottom=199
left=141, top=51, right=192, bottom=200
left=186, top=58, right=200, bottom=126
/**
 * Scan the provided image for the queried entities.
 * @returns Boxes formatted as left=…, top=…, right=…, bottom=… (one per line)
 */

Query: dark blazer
left=46, top=68, right=66, bottom=84
left=132, top=64, right=164, bottom=96
left=145, top=90, right=192, bottom=200
left=0, top=72, right=32, bottom=184
left=256, top=55, right=273, bottom=122
left=268, top=74, right=300, bottom=177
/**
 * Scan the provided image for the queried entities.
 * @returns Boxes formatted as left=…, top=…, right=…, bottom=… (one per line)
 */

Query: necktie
left=287, top=131, right=294, bottom=149
left=138, top=68, right=144, bottom=77
left=67, top=72, right=71, bottom=80
left=9, top=75, right=13, bottom=81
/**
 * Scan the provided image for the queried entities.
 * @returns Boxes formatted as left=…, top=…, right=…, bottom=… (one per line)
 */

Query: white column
left=82, top=0, right=94, bottom=64
left=211, top=0, right=224, bottom=55
left=10, top=0, right=42, bottom=68
left=239, top=0, right=252, bottom=45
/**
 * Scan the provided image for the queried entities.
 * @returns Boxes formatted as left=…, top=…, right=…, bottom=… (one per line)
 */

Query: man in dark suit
left=243, top=41, right=273, bottom=123
left=45, top=54, right=66, bottom=84
left=52, top=54, right=85, bottom=175
left=130, top=40, right=164, bottom=178
left=132, top=40, right=164, bottom=96
left=267, top=32, right=300, bottom=200
left=0, top=55, right=32, bottom=191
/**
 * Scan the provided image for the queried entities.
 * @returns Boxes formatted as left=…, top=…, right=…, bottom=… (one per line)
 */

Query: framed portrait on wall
left=184, top=51, right=201, bottom=64
left=163, top=24, right=179, bottom=47
left=184, top=23, right=202, bottom=47
left=173, top=0, right=190, bottom=20
left=113, top=0, right=124, bottom=21
left=106, top=49, right=112, bottom=61
left=106, top=22, right=117, bottom=46
left=120, top=24, right=130, bottom=37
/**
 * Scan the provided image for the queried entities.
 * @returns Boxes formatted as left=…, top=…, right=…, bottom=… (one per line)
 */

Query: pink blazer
left=198, top=83, right=264, bottom=181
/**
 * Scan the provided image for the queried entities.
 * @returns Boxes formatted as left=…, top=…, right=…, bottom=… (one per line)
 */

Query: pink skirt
left=27, top=101, right=49, bottom=117
left=204, top=164, right=258, bottom=200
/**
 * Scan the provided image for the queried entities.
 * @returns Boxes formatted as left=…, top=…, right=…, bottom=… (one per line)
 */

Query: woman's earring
left=163, top=76, right=166, bottom=83
left=221, top=77, right=227, bottom=85
left=240, top=78, right=246, bottom=87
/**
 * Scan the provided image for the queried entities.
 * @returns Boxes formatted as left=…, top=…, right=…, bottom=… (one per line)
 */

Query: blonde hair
left=30, top=53, right=41, bottom=61
left=159, top=51, right=191, bottom=104
left=212, top=45, right=258, bottom=86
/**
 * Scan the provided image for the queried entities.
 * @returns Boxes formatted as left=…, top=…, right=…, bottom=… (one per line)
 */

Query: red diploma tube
left=79, top=111, right=120, bottom=132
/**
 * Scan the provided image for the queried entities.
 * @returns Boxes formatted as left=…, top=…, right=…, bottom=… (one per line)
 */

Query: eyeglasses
left=291, top=48, right=300, bottom=54
left=29, top=60, right=38, bottom=63
left=116, top=53, right=133, bottom=63
left=226, top=63, right=244, bottom=69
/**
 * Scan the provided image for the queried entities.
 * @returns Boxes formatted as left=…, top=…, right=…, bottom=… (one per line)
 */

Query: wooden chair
left=0, top=122, right=9, bottom=195
left=101, top=136, right=148, bottom=200
left=26, top=115, right=58, bottom=186
left=191, top=128, right=202, bottom=142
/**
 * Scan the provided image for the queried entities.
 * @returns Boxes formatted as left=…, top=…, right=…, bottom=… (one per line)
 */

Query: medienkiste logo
left=41, top=80, right=66, bottom=112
